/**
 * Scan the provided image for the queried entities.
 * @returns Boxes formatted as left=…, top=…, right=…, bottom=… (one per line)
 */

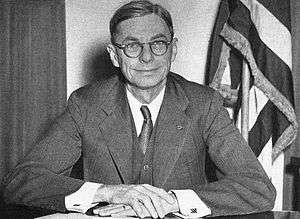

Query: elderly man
left=3, top=0, right=275, bottom=218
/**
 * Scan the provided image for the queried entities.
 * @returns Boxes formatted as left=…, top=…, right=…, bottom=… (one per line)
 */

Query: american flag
left=206, top=0, right=298, bottom=209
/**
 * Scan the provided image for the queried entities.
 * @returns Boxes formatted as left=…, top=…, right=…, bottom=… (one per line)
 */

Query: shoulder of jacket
left=68, top=75, right=119, bottom=106
left=169, top=72, right=218, bottom=100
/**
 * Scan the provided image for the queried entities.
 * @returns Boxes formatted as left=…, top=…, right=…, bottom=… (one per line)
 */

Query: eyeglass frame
left=112, top=39, right=173, bottom=58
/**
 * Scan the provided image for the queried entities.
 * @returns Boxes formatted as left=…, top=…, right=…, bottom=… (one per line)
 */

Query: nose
left=139, top=44, right=154, bottom=63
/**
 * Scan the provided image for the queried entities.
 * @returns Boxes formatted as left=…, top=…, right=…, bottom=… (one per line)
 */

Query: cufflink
left=190, top=208, right=198, bottom=214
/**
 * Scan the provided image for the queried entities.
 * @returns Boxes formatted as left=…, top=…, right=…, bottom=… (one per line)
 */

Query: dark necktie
left=139, top=105, right=153, bottom=154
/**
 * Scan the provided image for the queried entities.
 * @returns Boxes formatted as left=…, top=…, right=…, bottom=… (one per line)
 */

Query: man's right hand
left=92, top=184, right=177, bottom=218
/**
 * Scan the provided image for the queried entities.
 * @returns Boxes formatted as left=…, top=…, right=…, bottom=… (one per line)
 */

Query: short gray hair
left=109, top=0, right=174, bottom=42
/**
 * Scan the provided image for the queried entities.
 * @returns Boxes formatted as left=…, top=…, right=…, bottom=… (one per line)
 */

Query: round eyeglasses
left=113, top=40, right=172, bottom=58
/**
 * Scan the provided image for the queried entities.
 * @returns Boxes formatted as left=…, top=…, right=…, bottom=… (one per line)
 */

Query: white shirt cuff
left=65, top=182, right=102, bottom=213
left=170, top=189, right=211, bottom=218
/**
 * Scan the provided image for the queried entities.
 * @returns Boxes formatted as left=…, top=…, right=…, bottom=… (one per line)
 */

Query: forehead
left=114, top=14, right=172, bottom=41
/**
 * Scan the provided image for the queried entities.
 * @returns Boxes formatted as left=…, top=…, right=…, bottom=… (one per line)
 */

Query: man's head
left=107, top=0, right=178, bottom=90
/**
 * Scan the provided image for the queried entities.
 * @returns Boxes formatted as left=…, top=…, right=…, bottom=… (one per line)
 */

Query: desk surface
left=1, top=205, right=300, bottom=219
left=36, top=211, right=300, bottom=219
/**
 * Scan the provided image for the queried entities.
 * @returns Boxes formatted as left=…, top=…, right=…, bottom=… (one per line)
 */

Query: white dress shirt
left=65, top=86, right=211, bottom=218
left=126, top=86, right=165, bottom=135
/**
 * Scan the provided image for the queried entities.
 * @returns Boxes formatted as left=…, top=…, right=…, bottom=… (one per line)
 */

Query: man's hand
left=93, top=184, right=179, bottom=218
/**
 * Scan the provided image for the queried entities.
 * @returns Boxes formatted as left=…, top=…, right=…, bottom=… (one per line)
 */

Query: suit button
left=143, top=165, right=149, bottom=171
left=176, top=125, right=183, bottom=130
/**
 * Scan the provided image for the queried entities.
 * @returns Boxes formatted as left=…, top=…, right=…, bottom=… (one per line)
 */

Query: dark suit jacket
left=2, top=72, right=276, bottom=216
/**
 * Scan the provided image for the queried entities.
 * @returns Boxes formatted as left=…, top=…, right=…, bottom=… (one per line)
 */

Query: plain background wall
left=65, top=0, right=220, bottom=96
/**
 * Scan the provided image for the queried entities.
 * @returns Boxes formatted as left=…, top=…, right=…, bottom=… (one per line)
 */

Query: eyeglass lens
left=124, top=41, right=168, bottom=58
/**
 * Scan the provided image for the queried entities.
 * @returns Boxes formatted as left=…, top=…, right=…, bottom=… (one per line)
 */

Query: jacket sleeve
left=2, top=91, right=86, bottom=212
left=195, top=91, right=276, bottom=216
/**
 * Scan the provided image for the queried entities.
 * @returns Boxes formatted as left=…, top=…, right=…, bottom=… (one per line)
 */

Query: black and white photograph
left=0, top=0, right=299, bottom=218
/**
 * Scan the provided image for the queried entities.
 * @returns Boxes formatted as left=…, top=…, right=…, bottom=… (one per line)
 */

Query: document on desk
left=35, top=204, right=202, bottom=219
left=36, top=204, right=136, bottom=219
left=36, top=213, right=136, bottom=219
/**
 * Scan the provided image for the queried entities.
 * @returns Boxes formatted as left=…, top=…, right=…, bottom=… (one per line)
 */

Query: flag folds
left=206, top=0, right=298, bottom=161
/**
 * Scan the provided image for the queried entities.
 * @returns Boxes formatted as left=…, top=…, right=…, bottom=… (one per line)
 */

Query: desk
left=1, top=205, right=300, bottom=219
left=36, top=211, right=300, bottom=219
left=211, top=211, right=300, bottom=219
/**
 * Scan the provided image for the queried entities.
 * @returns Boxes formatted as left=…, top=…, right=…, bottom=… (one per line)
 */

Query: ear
left=170, top=37, right=178, bottom=62
left=107, top=44, right=120, bottom=67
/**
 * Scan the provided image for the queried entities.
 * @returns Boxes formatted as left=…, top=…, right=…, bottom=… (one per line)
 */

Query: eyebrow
left=122, top=36, right=139, bottom=43
left=150, top=33, right=168, bottom=41
left=122, top=33, right=169, bottom=43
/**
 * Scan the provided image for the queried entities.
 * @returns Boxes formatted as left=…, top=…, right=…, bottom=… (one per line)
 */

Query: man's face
left=107, top=14, right=178, bottom=90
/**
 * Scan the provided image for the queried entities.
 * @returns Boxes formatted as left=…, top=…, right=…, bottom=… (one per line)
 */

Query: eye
left=150, top=41, right=168, bottom=53
left=151, top=41, right=166, bottom=47
left=125, top=42, right=141, bottom=51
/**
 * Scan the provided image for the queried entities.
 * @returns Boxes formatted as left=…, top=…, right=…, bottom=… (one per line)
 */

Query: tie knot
left=140, top=105, right=151, bottom=121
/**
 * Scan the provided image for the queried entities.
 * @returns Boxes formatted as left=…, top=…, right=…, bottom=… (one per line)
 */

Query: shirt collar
left=126, top=86, right=166, bottom=125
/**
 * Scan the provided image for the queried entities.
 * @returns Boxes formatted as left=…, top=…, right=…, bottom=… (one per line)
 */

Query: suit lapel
left=97, top=78, right=133, bottom=184
left=153, top=76, right=191, bottom=187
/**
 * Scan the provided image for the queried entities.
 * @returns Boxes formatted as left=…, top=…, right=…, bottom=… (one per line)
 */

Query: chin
left=134, top=83, right=156, bottom=90
left=135, top=79, right=166, bottom=90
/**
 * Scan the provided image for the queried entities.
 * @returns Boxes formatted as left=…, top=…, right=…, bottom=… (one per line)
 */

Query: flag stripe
left=250, top=37, right=294, bottom=103
left=249, top=100, right=290, bottom=156
left=241, top=0, right=292, bottom=69
left=229, top=49, right=243, bottom=89
left=228, top=1, right=294, bottom=104
left=247, top=87, right=268, bottom=130
left=205, top=0, right=230, bottom=84
left=256, top=0, right=291, bottom=32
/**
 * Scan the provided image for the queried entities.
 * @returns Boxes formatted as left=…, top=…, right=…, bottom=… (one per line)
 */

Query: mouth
left=134, top=67, right=160, bottom=72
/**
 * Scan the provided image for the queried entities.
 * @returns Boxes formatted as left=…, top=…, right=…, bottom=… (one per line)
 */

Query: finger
left=141, top=184, right=174, bottom=204
left=93, top=204, right=121, bottom=215
left=152, top=198, right=166, bottom=218
left=111, top=208, right=137, bottom=217
left=131, top=199, right=151, bottom=218
left=97, top=206, right=129, bottom=216
left=138, top=197, right=158, bottom=218
left=94, top=204, right=130, bottom=216
left=95, top=203, right=125, bottom=211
